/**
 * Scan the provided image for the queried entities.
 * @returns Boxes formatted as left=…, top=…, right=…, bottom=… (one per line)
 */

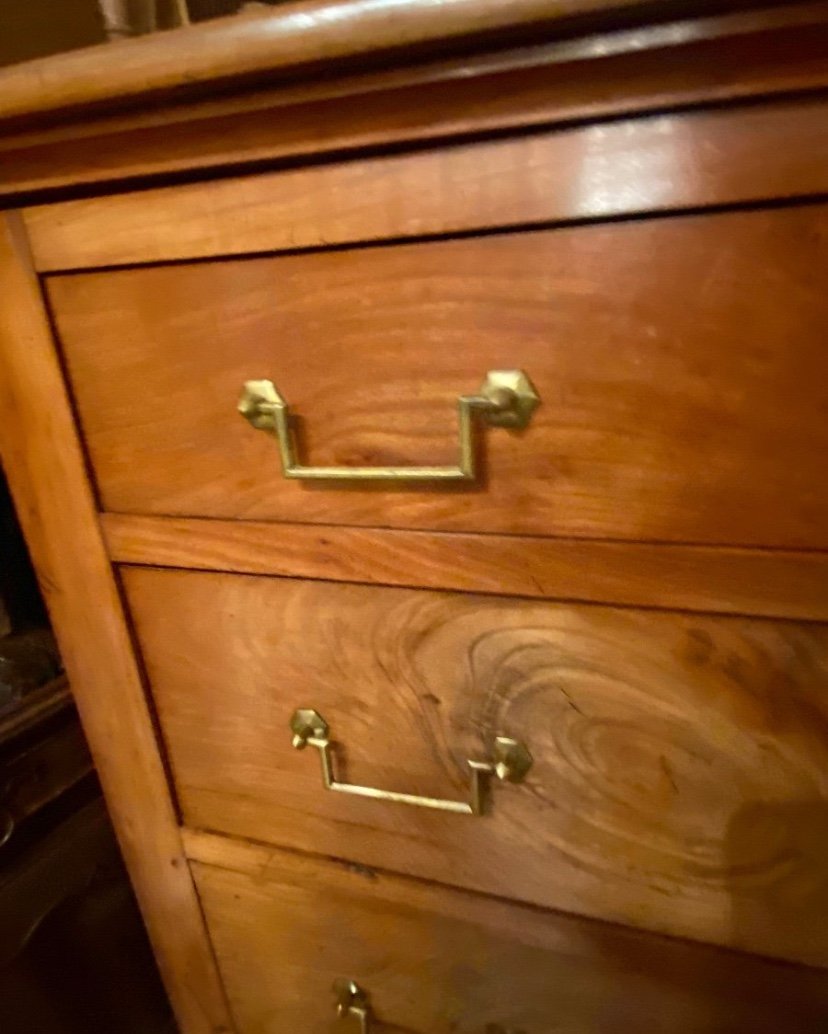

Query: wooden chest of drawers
left=2, top=2, right=828, bottom=1031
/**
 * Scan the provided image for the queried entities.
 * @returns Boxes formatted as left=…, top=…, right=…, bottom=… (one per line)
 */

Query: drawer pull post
left=290, top=708, right=532, bottom=816
left=239, top=370, right=540, bottom=482
left=334, top=979, right=372, bottom=1033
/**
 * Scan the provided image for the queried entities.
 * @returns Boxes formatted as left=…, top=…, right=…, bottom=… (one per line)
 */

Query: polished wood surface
left=103, top=514, right=828, bottom=622
left=188, top=834, right=828, bottom=1033
left=0, top=214, right=234, bottom=1034
left=3, top=1, right=827, bottom=205
left=27, top=96, right=828, bottom=271
left=3, top=0, right=826, bottom=1023
left=3, top=5, right=827, bottom=201
left=124, top=567, right=828, bottom=966
left=0, top=0, right=781, bottom=129
left=52, top=205, right=828, bottom=549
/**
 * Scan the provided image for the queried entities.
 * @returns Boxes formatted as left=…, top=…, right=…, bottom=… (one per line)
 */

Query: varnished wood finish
left=103, top=514, right=828, bottom=622
left=4, top=6, right=827, bottom=200
left=4, top=0, right=828, bottom=1020
left=187, top=834, right=828, bottom=1033
left=0, top=0, right=782, bottom=129
left=27, top=96, right=828, bottom=271
left=124, top=567, right=828, bottom=966
left=52, top=206, right=828, bottom=549
left=0, top=214, right=234, bottom=1034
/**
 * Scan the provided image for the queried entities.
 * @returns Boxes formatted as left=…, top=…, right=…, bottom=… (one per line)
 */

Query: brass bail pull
left=238, top=369, right=539, bottom=483
left=291, top=709, right=532, bottom=817
left=334, top=979, right=372, bottom=1033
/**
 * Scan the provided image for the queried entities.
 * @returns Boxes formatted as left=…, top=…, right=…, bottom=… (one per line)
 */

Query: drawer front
left=191, top=839, right=828, bottom=1034
left=124, top=567, right=828, bottom=966
left=51, top=204, right=828, bottom=549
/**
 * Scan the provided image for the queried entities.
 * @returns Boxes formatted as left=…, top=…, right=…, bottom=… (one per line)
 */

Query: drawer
left=189, top=834, right=828, bottom=1034
left=50, top=204, right=828, bottom=549
left=123, top=567, right=828, bottom=967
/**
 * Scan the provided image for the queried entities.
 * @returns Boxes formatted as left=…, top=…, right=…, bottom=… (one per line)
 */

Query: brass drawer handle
left=334, top=979, right=523, bottom=1032
left=238, top=370, right=539, bottom=482
left=334, top=979, right=372, bottom=1033
left=291, top=709, right=532, bottom=816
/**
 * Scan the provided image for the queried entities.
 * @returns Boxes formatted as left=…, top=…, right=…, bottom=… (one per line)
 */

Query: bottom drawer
left=189, top=833, right=828, bottom=1034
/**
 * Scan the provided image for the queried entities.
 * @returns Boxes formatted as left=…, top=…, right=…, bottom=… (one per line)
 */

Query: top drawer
left=47, top=204, right=828, bottom=548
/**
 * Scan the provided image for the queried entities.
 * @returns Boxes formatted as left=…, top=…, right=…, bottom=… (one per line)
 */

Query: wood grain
left=124, top=567, right=828, bottom=967
left=189, top=836, right=828, bottom=1032
left=0, top=213, right=234, bottom=1034
left=102, top=514, right=828, bottom=622
left=52, top=206, right=828, bottom=550
left=0, top=0, right=767, bottom=128
left=27, top=96, right=828, bottom=271
left=4, top=7, right=827, bottom=200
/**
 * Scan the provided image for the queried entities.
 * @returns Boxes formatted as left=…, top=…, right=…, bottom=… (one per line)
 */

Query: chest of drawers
left=2, top=2, right=828, bottom=1031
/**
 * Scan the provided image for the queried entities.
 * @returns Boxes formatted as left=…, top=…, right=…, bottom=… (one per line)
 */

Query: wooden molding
left=24, top=95, right=828, bottom=272
left=1, top=4, right=825, bottom=200
left=0, top=0, right=789, bottom=129
left=102, top=514, right=828, bottom=621
left=0, top=213, right=235, bottom=1034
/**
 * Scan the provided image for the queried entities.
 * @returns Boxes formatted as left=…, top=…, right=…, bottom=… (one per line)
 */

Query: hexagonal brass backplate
left=290, top=708, right=329, bottom=748
left=238, top=379, right=284, bottom=431
left=479, top=370, right=540, bottom=428
left=492, top=737, right=533, bottom=783
left=333, top=979, right=370, bottom=1017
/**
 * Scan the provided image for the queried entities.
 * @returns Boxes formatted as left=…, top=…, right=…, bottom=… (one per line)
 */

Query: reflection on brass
left=238, top=370, right=540, bottom=482
left=290, top=709, right=532, bottom=816
left=334, top=979, right=372, bottom=1033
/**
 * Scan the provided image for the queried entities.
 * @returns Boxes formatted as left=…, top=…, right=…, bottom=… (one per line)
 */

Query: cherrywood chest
left=2, top=2, right=828, bottom=1030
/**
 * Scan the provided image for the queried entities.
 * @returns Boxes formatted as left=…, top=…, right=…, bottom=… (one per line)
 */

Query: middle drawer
left=122, top=567, right=828, bottom=968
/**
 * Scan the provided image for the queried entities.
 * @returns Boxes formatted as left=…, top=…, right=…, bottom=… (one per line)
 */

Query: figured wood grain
left=26, top=96, right=828, bottom=271
left=187, top=837, right=828, bottom=1033
left=4, top=7, right=827, bottom=199
left=0, top=0, right=773, bottom=129
left=102, top=514, right=828, bottom=622
left=124, top=567, right=828, bottom=967
left=52, top=206, right=828, bottom=549
left=0, top=214, right=234, bottom=1034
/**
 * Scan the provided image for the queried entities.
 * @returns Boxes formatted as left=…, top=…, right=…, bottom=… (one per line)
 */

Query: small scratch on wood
left=660, top=754, right=679, bottom=794
left=558, top=685, right=584, bottom=715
